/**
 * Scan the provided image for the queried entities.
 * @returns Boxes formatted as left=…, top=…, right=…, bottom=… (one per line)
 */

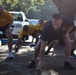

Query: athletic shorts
left=47, top=37, right=64, bottom=45
left=41, top=30, right=64, bottom=45
left=31, top=30, right=41, bottom=38
left=0, top=24, right=9, bottom=34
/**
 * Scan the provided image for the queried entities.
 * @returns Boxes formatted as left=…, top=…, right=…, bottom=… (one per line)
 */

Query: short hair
left=39, top=19, right=43, bottom=22
left=39, top=19, right=43, bottom=23
left=52, top=13, right=62, bottom=19
left=23, top=25, right=28, bottom=31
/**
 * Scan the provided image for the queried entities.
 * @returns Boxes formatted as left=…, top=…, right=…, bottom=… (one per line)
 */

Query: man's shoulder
left=3, top=10, right=11, bottom=16
left=44, top=20, right=52, bottom=27
left=45, top=20, right=51, bottom=24
left=4, top=10, right=9, bottom=14
left=61, top=15, right=73, bottom=24
left=62, top=15, right=73, bottom=20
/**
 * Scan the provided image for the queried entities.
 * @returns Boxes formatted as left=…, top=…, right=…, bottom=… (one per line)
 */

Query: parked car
left=9, top=11, right=29, bottom=38
left=28, top=19, right=39, bottom=25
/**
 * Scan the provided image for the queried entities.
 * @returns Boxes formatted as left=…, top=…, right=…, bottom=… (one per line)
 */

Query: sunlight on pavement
left=41, top=69, right=59, bottom=75
left=16, top=46, right=35, bottom=55
left=74, top=50, right=76, bottom=55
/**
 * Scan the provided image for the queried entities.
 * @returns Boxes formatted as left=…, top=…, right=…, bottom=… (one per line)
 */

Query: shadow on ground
left=0, top=44, right=76, bottom=75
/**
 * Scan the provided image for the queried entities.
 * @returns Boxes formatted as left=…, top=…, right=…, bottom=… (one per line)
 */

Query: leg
left=20, top=35, right=28, bottom=47
left=28, top=39, right=42, bottom=68
left=33, top=30, right=40, bottom=44
left=64, top=37, right=71, bottom=61
left=35, top=35, right=39, bottom=44
left=45, top=40, right=59, bottom=55
left=14, top=38, right=21, bottom=52
left=64, top=37, right=74, bottom=70
left=5, top=28, right=13, bottom=52
left=5, top=28, right=14, bottom=58
left=31, top=36, right=34, bottom=43
left=70, top=33, right=76, bottom=58
left=69, top=28, right=76, bottom=58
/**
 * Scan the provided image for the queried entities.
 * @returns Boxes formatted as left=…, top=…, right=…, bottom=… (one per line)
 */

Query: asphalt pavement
left=0, top=42, right=76, bottom=75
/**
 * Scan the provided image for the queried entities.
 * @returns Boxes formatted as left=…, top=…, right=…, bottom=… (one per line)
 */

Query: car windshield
left=11, top=13, right=23, bottom=21
left=28, top=20, right=39, bottom=25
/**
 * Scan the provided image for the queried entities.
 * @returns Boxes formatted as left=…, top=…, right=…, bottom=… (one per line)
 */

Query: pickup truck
left=0, top=11, right=29, bottom=39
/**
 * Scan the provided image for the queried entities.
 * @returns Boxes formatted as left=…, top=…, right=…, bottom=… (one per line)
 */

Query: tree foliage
left=0, top=0, right=44, bottom=13
left=26, top=8, right=41, bottom=19
left=38, top=0, right=58, bottom=20
left=27, top=0, right=58, bottom=20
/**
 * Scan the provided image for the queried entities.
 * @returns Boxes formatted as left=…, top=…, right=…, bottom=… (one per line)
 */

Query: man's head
left=52, top=13, right=62, bottom=30
left=23, top=25, right=29, bottom=32
left=38, top=19, right=43, bottom=26
left=0, top=6, right=3, bottom=17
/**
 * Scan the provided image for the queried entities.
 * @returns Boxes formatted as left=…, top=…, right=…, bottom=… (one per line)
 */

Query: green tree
left=26, top=8, right=41, bottom=19
left=37, top=0, right=58, bottom=20
left=0, top=0, right=44, bottom=14
left=0, top=0, right=18, bottom=10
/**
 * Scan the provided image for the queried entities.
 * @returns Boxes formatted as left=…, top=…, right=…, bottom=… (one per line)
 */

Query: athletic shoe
left=28, top=60, right=36, bottom=68
left=14, top=46, right=19, bottom=52
left=8, top=52, right=14, bottom=59
left=29, top=43, right=36, bottom=47
left=70, top=52, right=76, bottom=58
left=64, top=61, right=74, bottom=70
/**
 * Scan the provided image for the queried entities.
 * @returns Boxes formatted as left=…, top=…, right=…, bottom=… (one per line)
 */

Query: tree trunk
left=52, top=0, right=76, bottom=19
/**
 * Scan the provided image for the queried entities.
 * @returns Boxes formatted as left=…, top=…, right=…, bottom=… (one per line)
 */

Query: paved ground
left=0, top=43, right=76, bottom=75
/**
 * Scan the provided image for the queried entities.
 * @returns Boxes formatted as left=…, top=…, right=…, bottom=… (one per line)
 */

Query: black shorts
left=0, top=25, right=9, bottom=34
left=31, top=30, right=41, bottom=38
left=48, top=38, right=64, bottom=45
left=41, top=30, right=64, bottom=45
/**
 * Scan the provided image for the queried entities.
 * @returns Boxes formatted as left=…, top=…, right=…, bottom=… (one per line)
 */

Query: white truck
left=9, top=11, right=29, bottom=38
left=0, top=11, right=29, bottom=39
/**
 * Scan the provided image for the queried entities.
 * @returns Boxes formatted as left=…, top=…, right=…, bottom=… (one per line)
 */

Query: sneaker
left=14, top=46, right=19, bottom=52
left=8, top=52, right=14, bottom=59
left=64, top=61, right=74, bottom=70
left=70, top=52, right=76, bottom=58
left=29, top=43, right=36, bottom=47
left=28, top=60, right=36, bottom=68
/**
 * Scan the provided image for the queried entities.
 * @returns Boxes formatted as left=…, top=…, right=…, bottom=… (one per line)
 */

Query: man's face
left=38, top=21, right=43, bottom=26
left=25, top=29, right=28, bottom=32
left=24, top=27, right=29, bottom=32
left=52, top=18, right=62, bottom=30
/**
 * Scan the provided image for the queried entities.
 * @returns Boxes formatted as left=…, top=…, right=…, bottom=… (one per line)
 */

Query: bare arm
left=37, top=40, right=48, bottom=70
left=65, top=25, right=75, bottom=37
left=15, top=38, right=21, bottom=47
left=40, top=40, right=48, bottom=61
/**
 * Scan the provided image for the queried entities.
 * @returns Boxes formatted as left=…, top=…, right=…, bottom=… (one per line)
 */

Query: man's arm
left=65, top=25, right=75, bottom=37
left=37, top=40, right=48, bottom=70
left=15, top=38, right=21, bottom=48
